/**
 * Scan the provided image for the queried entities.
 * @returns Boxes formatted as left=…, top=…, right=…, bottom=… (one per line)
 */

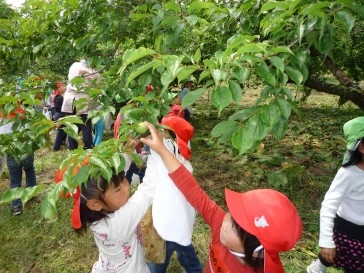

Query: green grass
left=1, top=89, right=360, bottom=272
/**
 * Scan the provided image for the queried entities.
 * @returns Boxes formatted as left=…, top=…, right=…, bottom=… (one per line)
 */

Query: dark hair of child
left=232, top=217, right=264, bottom=270
left=342, top=138, right=363, bottom=167
left=75, top=171, right=125, bottom=234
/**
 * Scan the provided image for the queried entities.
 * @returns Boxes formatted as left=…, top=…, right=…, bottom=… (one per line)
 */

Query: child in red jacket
left=141, top=122, right=302, bottom=273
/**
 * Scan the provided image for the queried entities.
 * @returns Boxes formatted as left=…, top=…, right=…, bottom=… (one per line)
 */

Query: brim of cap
left=348, top=139, right=361, bottom=151
left=264, top=250, right=284, bottom=273
left=225, top=189, right=255, bottom=235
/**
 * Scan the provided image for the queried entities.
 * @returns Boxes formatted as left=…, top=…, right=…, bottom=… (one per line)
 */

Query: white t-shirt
left=62, top=60, right=100, bottom=115
left=151, top=138, right=196, bottom=246
left=319, top=165, right=364, bottom=248
left=90, top=155, right=157, bottom=273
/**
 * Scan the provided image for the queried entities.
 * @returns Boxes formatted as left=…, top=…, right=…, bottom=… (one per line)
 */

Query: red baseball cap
left=225, top=189, right=302, bottom=273
left=161, top=116, right=194, bottom=160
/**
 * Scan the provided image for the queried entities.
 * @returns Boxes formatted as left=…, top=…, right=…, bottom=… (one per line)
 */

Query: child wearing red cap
left=56, top=153, right=157, bottom=273
left=307, top=117, right=364, bottom=273
left=147, top=116, right=202, bottom=273
left=141, top=122, right=302, bottom=273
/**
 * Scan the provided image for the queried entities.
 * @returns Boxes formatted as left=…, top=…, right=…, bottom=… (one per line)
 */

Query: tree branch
left=304, top=77, right=364, bottom=111
left=310, top=47, right=358, bottom=88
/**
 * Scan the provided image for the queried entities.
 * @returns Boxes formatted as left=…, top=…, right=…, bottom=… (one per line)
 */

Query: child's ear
left=86, top=199, right=104, bottom=211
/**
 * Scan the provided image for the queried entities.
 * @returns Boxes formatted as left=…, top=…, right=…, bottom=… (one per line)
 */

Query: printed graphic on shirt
left=208, top=243, right=229, bottom=273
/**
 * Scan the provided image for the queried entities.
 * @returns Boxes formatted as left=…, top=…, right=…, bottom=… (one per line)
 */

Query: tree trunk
left=304, top=77, right=364, bottom=111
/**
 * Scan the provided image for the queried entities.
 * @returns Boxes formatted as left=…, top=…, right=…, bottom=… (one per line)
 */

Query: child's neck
left=356, top=161, right=364, bottom=170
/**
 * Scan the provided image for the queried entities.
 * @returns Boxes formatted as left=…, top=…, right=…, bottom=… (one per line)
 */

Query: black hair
left=342, top=138, right=364, bottom=167
left=232, top=218, right=264, bottom=270
left=74, top=171, right=125, bottom=234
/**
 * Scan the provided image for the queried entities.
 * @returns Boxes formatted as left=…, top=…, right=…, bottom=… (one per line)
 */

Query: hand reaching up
left=140, top=122, right=165, bottom=154
left=140, top=121, right=181, bottom=173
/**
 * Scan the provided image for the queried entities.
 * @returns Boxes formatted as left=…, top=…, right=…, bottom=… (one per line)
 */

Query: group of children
left=5, top=71, right=364, bottom=272
left=55, top=112, right=364, bottom=273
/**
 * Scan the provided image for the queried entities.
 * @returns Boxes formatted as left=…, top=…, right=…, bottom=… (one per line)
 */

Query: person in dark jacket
left=53, top=82, right=67, bottom=151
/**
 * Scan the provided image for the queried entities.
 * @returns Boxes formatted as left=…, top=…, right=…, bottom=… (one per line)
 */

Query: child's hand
left=140, top=122, right=165, bottom=154
left=319, top=247, right=336, bottom=263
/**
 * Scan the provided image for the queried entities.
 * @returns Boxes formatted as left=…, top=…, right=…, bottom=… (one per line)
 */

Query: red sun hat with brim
left=161, top=116, right=194, bottom=160
left=225, top=189, right=302, bottom=273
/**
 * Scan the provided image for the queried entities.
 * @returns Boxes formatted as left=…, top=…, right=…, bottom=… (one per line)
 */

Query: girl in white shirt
left=307, top=117, right=364, bottom=273
left=57, top=154, right=157, bottom=273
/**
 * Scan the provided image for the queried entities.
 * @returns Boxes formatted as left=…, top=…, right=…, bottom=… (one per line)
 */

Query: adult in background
left=61, top=59, right=100, bottom=150
left=53, top=82, right=67, bottom=151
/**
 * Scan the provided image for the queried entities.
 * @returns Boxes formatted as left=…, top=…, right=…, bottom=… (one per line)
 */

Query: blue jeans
left=6, top=155, right=36, bottom=207
left=147, top=241, right=202, bottom=273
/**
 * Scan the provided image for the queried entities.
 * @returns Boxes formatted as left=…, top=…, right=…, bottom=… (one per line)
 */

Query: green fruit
left=135, top=122, right=148, bottom=134
left=129, top=80, right=137, bottom=89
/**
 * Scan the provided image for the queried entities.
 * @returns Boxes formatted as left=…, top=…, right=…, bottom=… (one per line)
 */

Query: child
left=56, top=153, right=157, bottom=273
left=147, top=116, right=202, bottom=273
left=307, top=116, right=364, bottom=273
left=141, top=122, right=302, bottom=273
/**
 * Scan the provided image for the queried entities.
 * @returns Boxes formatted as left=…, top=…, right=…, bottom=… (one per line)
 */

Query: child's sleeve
left=169, top=165, right=225, bottom=232
left=319, top=168, right=354, bottom=248
left=107, top=154, right=157, bottom=238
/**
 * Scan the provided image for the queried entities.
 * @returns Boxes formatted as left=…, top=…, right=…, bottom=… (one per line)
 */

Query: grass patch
left=1, top=89, right=360, bottom=272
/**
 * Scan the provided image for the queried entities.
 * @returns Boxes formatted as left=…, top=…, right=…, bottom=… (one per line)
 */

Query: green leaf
left=211, top=120, right=238, bottom=137
left=193, top=48, right=201, bottom=64
left=128, top=60, right=161, bottom=83
left=281, top=87, right=293, bottom=100
left=267, top=46, right=293, bottom=55
left=181, top=88, right=207, bottom=109
left=211, top=120, right=238, bottom=144
left=246, top=114, right=269, bottom=141
left=177, top=65, right=199, bottom=83
left=123, top=47, right=156, bottom=66
left=89, top=155, right=108, bottom=172
left=199, top=70, right=210, bottom=83
left=269, top=56, right=285, bottom=73
left=256, top=62, right=276, bottom=86
left=58, top=115, right=84, bottom=125
left=161, top=70, right=175, bottom=95
left=211, top=86, right=232, bottom=116
left=302, top=1, right=332, bottom=16
left=163, top=55, right=181, bottom=77
left=232, top=117, right=266, bottom=155
left=237, top=43, right=266, bottom=54
left=271, top=116, right=288, bottom=138
left=62, top=122, right=79, bottom=140
left=73, top=166, right=90, bottom=186
left=33, top=44, right=42, bottom=54
left=211, top=69, right=223, bottom=85
left=188, top=2, right=215, bottom=12
left=228, top=80, right=243, bottom=103
left=260, top=1, right=287, bottom=14
left=164, top=1, right=180, bottom=12
left=261, top=102, right=280, bottom=126
left=276, top=99, right=292, bottom=120
left=229, top=108, right=256, bottom=121
left=335, top=10, right=355, bottom=34
left=285, top=66, right=303, bottom=85
left=110, top=154, right=122, bottom=174
left=40, top=193, right=57, bottom=219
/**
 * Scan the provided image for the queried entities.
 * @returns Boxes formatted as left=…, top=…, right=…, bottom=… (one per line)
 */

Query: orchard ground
left=1, top=87, right=362, bottom=272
